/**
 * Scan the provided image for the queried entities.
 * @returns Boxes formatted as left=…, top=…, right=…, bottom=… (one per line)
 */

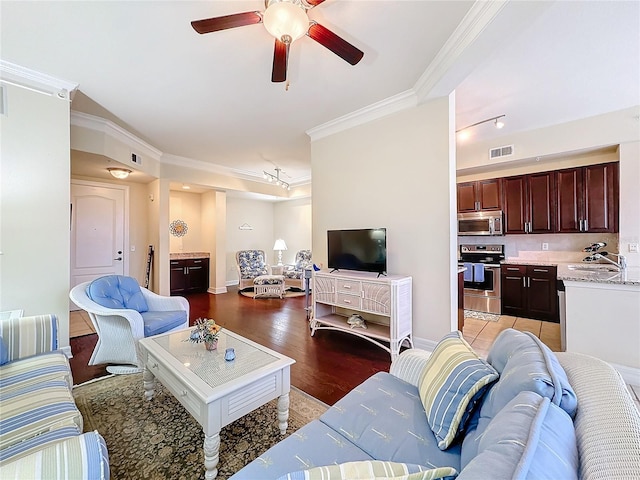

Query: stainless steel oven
left=459, top=244, right=505, bottom=315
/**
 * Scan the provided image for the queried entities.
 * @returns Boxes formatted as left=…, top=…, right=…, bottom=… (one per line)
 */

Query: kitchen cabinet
left=170, top=258, right=209, bottom=295
left=503, top=172, right=555, bottom=234
left=310, top=270, right=412, bottom=361
left=457, top=178, right=502, bottom=213
left=501, top=264, right=558, bottom=322
left=556, top=162, right=618, bottom=233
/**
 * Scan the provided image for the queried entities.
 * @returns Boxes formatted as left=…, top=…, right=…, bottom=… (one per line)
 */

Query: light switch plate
left=629, top=243, right=639, bottom=253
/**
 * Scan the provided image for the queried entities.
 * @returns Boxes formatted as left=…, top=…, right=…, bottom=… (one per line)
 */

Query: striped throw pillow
left=418, top=331, right=498, bottom=450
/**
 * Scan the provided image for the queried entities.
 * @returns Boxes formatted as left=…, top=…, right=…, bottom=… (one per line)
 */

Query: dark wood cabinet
left=170, top=258, right=209, bottom=295
left=457, top=178, right=502, bottom=213
left=556, top=162, right=618, bottom=233
left=501, top=264, right=558, bottom=322
left=503, top=172, right=555, bottom=234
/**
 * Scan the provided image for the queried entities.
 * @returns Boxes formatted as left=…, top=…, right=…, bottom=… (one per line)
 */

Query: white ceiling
left=2, top=1, right=639, bottom=187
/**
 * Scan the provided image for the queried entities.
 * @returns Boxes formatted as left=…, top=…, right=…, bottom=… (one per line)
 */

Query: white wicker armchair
left=70, top=277, right=189, bottom=374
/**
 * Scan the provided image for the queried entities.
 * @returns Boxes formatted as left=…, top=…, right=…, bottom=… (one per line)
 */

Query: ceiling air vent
left=489, top=145, right=514, bottom=159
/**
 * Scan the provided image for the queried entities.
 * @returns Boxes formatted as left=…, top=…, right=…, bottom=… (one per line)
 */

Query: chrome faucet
left=583, top=252, right=627, bottom=270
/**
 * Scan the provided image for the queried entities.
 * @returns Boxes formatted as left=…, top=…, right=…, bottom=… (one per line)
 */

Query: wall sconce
left=107, top=168, right=132, bottom=179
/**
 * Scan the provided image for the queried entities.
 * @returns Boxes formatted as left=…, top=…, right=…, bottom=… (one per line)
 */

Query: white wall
left=225, top=197, right=275, bottom=284
left=224, top=196, right=314, bottom=271
left=274, top=197, right=312, bottom=266
left=618, top=141, right=640, bottom=267
left=311, top=97, right=455, bottom=345
left=169, top=190, right=204, bottom=254
left=0, top=83, right=72, bottom=347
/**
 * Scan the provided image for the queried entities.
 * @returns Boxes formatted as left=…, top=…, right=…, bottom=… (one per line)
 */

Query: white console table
left=310, top=270, right=412, bottom=360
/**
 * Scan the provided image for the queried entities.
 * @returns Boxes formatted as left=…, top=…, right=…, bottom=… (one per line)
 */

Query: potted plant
left=187, top=318, right=222, bottom=351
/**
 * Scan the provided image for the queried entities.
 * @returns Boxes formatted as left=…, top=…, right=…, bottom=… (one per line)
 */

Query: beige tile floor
left=463, top=315, right=640, bottom=412
left=69, top=310, right=95, bottom=337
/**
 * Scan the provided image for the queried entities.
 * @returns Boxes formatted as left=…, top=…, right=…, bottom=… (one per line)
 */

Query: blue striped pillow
left=418, top=331, right=498, bottom=450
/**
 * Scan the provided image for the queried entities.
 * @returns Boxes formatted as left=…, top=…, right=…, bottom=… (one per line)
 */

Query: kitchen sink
left=567, top=264, right=620, bottom=272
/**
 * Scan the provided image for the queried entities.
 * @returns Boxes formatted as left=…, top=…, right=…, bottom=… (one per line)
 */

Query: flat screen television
left=327, top=228, right=387, bottom=275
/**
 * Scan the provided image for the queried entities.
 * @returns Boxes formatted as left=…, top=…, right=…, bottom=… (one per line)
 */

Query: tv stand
left=310, top=270, right=412, bottom=360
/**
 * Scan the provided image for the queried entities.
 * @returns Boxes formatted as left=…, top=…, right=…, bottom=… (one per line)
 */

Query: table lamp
left=273, top=239, right=288, bottom=265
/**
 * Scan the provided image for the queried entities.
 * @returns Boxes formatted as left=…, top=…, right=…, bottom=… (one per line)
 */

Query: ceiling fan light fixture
left=263, top=0, right=309, bottom=44
left=107, top=167, right=132, bottom=179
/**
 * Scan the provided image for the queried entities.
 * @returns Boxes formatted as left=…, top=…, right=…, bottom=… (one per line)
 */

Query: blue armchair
left=69, top=275, right=189, bottom=374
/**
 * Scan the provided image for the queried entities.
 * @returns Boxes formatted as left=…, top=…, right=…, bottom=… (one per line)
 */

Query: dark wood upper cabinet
left=503, top=176, right=527, bottom=234
left=457, top=178, right=502, bottom=213
left=584, top=163, right=618, bottom=232
left=503, top=173, right=555, bottom=234
left=556, top=162, right=618, bottom=233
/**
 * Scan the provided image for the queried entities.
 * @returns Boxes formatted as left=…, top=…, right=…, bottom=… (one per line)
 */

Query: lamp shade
left=263, top=1, right=309, bottom=43
left=273, top=239, right=288, bottom=251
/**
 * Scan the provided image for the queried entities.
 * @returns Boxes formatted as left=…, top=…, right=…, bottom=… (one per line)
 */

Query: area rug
left=239, top=288, right=306, bottom=299
left=73, top=374, right=327, bottom=480
left=464, top=309, right=500, bottom=322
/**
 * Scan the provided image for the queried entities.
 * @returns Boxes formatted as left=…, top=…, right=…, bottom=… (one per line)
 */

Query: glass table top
left=149, top=329, right=280, bottom=389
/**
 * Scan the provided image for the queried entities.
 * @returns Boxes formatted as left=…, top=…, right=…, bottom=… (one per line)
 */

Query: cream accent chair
left=236, top=250, right=271, bottom=291
left=69, top=275, right=189, bottom=374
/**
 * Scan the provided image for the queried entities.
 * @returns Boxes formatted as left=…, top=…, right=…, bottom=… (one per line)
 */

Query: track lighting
left=456, top=115, right=506, bottom=134
left=263, top=167, right=290, bottom=190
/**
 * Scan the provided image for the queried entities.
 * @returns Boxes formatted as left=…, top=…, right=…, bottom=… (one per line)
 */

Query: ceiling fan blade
left=307, top=23, right=364, bottom=65
left=272, top=39, right=289, bottom=83
left=191, top=11, right=262, bottom=34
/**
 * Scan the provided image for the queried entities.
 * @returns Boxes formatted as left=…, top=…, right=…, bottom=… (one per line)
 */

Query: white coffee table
left=139, top=328, right=295, bottom=479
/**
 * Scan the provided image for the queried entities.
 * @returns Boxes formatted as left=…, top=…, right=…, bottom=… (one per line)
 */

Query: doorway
left=70, top=180, right=128, bottom=309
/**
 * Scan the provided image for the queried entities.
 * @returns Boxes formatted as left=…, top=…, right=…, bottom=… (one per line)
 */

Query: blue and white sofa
left=0, top=314, right=109, bottom=479
left=231, top=329, right=640, bottom=480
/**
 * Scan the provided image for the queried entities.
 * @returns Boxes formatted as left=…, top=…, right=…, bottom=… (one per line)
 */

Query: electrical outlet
left=542, top=242, right=549, bottom=251
left=130, top=246, right=136, bottom=252
left=630, top=243, right=639, bottom=253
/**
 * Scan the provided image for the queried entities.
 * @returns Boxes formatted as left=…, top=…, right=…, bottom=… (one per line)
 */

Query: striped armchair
left=0, top=314, right=110, bottom=478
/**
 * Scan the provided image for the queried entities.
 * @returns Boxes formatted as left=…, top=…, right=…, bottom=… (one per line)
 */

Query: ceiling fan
left=191, top=0, right=364, bottom=83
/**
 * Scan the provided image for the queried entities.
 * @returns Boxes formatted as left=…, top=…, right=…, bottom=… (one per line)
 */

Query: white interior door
left=70, top=181, right=127, bottom=309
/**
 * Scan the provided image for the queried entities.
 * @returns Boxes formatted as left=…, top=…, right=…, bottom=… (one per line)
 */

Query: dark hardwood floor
left=69, top=288, right=391, bottom=405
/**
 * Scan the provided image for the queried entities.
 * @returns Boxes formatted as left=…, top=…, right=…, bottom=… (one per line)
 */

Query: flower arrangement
left=187, top=318, right=222, bottom=346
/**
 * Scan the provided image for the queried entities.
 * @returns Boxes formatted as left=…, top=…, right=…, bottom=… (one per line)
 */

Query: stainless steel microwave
left=458, top=211, right=504, bottom=236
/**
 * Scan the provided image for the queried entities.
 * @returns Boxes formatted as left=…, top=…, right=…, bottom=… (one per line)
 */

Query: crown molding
left=71, top=111, right=162, bottom=161
left=414, top=0, right=508, bottom=102
left=306, top=89, right=417, bottom=142
left=306, top=1, right=509, bottom=142
left=162, top=153, right=312, bottom=187
left=0, top=60, right=78, bottom=100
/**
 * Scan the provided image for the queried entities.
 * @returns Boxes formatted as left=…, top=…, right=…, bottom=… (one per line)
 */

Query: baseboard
left=411, top=336, right=438, bottom=353
left=207, top=286, right=227, bottom=295
left=610, top=362, right=640, bottom=386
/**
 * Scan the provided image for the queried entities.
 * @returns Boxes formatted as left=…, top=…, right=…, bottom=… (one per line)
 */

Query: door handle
left=523, top=277, right=526, bottom=287
left=527, top=277, right=530, bottom=287
left=114, top=257, right=123, bottom=261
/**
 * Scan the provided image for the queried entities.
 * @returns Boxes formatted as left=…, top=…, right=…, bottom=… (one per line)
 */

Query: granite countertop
left=457, top=266, right=467, bottom=274
left=169, top=252, right=210, bottom=260
left=503, top=259, right=640, bottom=286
